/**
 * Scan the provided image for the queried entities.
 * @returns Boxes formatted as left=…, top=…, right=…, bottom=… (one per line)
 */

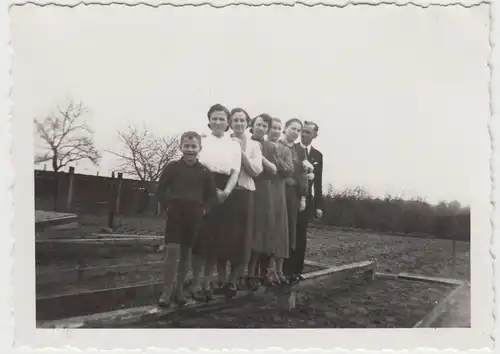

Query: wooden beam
left=36, top=260, right=164, bottom=285
left=35, top=237, right=163, bottom=245
left=37, top=261, right=377, bottom=325
left=35, top=211, right=78, bottom=232
left=397, top=273, right=464, bottom=286
left=298, top=260, right=376, bottom=287
left=90, top=233, right=163, bottom=238
left=36, top=282, right=165, bottom=321
left=303, top=259, right=331, bottom=269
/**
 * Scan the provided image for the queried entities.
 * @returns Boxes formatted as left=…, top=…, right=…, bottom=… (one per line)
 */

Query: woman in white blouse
left=188, top=104, right=242, bottom=302
left=220, top=107, right=263, bottom=298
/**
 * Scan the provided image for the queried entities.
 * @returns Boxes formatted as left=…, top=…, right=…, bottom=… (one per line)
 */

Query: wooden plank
left=413, top=282, right=468, bottom=328
left=35, top=210, right=78, bottom=231
left=36, top=260, right=165, bottom=285
left=299, top=260, right=375, bottom=286
left=37, top=261, right=377, bottom=325
left=35, top=237, right=163, bottom=245
left=39, top=293, right=260, bottom=329
left=90, top=233, right=162, bottom=238
left=374, top=272, right=399, bottom=279
left=36, top=282, right=164, bottom=321
left=303, top=260, right=331, bottom=269
left=397, top=272, right=464, bottom=286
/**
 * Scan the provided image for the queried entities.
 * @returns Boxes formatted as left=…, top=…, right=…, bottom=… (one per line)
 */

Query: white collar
left=300, top=142, right=312, bottom=151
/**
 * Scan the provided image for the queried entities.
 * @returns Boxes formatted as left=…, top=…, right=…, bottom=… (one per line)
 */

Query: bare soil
left=36, top=213, right=470, bottom=326
left=134, top=275, right=452, bottom=328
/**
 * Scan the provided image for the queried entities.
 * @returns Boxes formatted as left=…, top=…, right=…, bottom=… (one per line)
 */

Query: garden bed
left=133, top=275, right=452, bottom=328
left=36, top=253, right=322, bottom=298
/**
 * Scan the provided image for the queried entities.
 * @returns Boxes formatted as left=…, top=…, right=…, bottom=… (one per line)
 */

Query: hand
left=315, top=209, right=323, bottom=219
left=302, top=160, right=314, bottom=173
left=299, top=197, right=306, bottom=212
left=217, top=189, right=230, bottom=203
left=306, top=172, right=315, bottom=181
left=269, top=162, right=277, bottom=175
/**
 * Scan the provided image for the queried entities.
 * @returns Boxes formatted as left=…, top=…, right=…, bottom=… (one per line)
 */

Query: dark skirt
left=220, top=188, right=254, bottom=264
left=251, top=177, right=275, bottom=254
left=285, top=184, right=299, bottom=251
left=270, top=177, right=289, bottom=259
left=192, top=172, right=230, bottom=259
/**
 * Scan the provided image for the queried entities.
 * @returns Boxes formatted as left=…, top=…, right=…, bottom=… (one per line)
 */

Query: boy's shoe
left=203, top=288, right=215, bottom=302
left=223, top=283, right=238, bottom=298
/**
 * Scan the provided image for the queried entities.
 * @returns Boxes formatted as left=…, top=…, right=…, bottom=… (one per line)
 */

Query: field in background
left=35, top=169, right=470, bottom=242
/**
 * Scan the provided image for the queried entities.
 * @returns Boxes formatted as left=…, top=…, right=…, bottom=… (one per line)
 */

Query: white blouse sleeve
left=231, top=140, right=242, bottom=174
left=248, top=140, right=263, bottom=177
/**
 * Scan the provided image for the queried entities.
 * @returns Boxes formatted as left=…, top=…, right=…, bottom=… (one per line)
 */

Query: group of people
left=156, top=103, right=324, bottom=308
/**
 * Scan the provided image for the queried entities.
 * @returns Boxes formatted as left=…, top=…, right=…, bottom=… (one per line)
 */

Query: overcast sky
left=10, top=4, right=490, bottom=205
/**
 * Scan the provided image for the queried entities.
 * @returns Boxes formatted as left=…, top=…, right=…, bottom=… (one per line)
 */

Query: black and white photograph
left=9, top=1, right=493, bottom=350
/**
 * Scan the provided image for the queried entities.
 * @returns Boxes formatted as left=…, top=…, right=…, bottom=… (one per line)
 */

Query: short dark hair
left=271, top=117, right=282, bottom=126
left=304, top=120, right=319, bottom=133
left=284, top=118, right=303, bottom=129
left=283, top=118, right=303, bottom=134
left=207, top=104, right=230, bottom=121
left=180, top=131, right=202, bottom=145
left=229, top=107, right=251, bottom=125
left=207, top=103, right=230, bottom=132
left=249, top=113, right=272, bottom=134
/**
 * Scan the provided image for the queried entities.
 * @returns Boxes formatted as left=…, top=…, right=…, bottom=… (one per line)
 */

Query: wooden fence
left=34, top=169, right=161, bottom=225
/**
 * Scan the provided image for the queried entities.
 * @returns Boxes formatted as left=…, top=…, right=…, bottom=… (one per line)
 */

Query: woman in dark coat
left=279, top=118, right=309, bottom=283
left=246, top=113, right=278, bottom=289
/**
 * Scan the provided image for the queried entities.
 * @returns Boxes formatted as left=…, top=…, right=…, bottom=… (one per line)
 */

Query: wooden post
left=108, top=172, right=116, bottom=229
left=116, top=173, right=123, bottom=214
left=451, top=238, right=456, bottom=277
left=66, top=167, right=75, bottom=211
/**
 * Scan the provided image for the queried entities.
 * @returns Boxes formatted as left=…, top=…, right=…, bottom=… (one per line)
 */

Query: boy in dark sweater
left=157, top=131, right=217, bottom=307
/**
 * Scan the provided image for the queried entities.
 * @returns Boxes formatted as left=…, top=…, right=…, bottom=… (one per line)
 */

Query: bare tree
left=108, top=126, right=181, bottom=182
left=34, top=100, right=101, bottom=210
left=35, top=100, right=101, bottom=172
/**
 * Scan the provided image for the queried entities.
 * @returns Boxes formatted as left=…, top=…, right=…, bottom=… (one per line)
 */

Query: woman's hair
left=249, top=113, right=272, bottom=134
left=207, top=103, right=230, bottom=131
left=284, top=118, right=303, bottom=130
left=207, top=103, right=230, bottom=120
left=229, top=107, right=251, bottom=126
left=270, top=117, right=282, bottom=126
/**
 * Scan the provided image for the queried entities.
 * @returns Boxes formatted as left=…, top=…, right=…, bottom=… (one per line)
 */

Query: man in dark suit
left=283, top=120, right=324, bottom=280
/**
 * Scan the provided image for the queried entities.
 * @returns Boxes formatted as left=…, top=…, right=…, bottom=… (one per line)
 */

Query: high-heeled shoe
left=189, top=288, right=207, bottom=302
left=262, top=270, right=279, bottom=287
left=172, top=292, right=188, bottom=307
left=246, top=276, right=261, bottom=291
left=158, top=287, right=173, bottom=308
left=203, top=288, right=215, bottom=302
left=223, top=282, right=238, bottom=298
left=277, top=272, right=289, bottom=285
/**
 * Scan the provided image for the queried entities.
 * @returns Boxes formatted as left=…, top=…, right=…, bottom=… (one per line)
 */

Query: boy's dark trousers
left=283, top=197, right=312, bottom=276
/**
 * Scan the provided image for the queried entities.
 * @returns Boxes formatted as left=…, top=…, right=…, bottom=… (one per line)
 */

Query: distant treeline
left=316, top=185, right=470, bottom=242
